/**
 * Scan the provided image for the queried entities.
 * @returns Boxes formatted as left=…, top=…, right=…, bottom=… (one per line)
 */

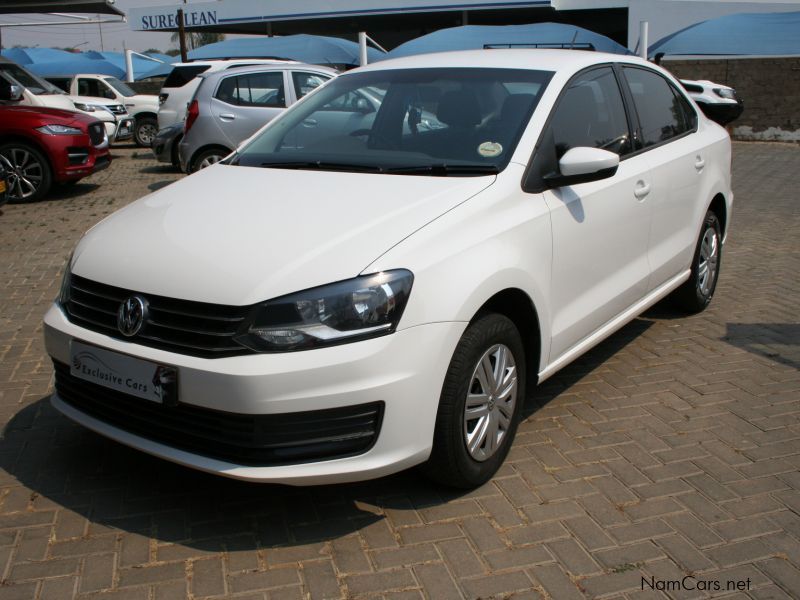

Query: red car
left=0, top=106, right=110, bottom=202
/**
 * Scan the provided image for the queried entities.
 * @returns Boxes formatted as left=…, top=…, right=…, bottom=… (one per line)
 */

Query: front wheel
left=671, top=210, right=722, bottom=313
left=423, top=313, right=526, bottom=488
left=0, top=143, right=52, bottom=203
left=134, top=117, right=158, bottom=147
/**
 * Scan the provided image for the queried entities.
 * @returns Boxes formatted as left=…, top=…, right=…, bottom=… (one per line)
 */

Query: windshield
left=105, top=77, right=136, bottom=97
left=234, top=67, right=553, bottom=175
left=0, top=63, right=64, bottom=95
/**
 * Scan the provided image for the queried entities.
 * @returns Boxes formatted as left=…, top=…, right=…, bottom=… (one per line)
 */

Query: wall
left=664, top=57, right=800, bottom=142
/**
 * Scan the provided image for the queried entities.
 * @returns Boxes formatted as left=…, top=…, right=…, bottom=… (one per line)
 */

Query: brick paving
left=0, top=142, right=798, bottom=599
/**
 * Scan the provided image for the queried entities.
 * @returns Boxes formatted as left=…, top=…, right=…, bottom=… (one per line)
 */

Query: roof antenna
left=569, top=29, right=578, bottom=50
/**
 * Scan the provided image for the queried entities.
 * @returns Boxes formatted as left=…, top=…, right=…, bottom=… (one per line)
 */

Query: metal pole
left=358, top=31, right=368, bottom=67
left=125, top=49, right=135, bottom=83
left=177, top=9, right=188, bottom=62
left=638, top=21, right=648, bottom=60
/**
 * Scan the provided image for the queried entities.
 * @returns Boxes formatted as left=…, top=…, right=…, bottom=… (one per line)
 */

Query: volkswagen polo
left=44, top=50, right=732, bottom=488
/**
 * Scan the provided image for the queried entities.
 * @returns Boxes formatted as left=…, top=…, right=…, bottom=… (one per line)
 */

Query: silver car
left=179, top=64, right=336, bottom=173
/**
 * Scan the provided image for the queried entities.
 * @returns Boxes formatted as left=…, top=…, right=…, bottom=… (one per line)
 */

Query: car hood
left=72, top=164, right=495, bottom=305
left=0, top=105, right=86, bottom=123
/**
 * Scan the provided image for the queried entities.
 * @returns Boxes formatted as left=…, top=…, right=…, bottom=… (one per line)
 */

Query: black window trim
left=616, top=64, right=699, bottom=159
left=522, top=62, right=636, bottom=194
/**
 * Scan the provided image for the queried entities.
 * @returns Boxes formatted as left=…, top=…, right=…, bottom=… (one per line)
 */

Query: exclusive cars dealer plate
left=70, top=340, right=176, bottom=404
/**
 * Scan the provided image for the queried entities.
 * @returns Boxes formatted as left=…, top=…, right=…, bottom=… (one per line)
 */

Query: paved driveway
left=0, top=143, right=798, bottom=599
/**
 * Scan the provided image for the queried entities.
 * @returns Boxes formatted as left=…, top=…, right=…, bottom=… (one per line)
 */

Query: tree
left=143, top=48, right=162, bottom=54
left=170, top=31, right=225, bottom=51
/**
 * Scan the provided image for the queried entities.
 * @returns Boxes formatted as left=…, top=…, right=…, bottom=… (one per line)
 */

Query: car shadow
left=45, top=182, right=101, bottom=201
left=723, top=322, right=800, bottom=370
left=139, top=165, right=182, bottom=175
left=1, top=316, right=654, bottom=552
left=147, top=180, right=174, bottom=192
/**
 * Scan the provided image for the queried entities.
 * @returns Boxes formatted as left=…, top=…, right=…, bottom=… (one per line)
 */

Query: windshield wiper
left=385, top=164, right=499, bottom=176
left=259, top=160, right=383, bottom=173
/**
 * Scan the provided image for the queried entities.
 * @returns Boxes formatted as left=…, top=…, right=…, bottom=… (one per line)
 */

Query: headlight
left=235, top=270, right=414, bottom=352
left=58, top=254, right=72, bottom=305
left=73, top=102, right=95, bottom=112
left=713, top=87, right=736, bottom=100
left=36, top=124, right=83, bottom=135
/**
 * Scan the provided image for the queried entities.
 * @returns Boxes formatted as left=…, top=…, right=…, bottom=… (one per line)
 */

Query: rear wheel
left=134, top=117, right=158, bottom=147
left=0, top=143, right=52, bottom=203
left=423, top=313, right=525, bottom=488
left=191, top=147, right=228, bottom=173
left=671, top=210, right=722, bottom=313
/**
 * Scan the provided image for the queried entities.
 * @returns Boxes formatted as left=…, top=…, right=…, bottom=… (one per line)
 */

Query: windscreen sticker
left=478, top=141, right=503, bottom=158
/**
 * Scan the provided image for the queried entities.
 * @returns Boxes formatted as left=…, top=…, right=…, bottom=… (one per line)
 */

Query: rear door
left=620, top=66, right=706, bottom=290
left=210, top=70, right=288, bottom=147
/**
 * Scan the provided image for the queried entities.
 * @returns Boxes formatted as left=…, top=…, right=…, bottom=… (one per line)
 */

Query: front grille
left=53, top=361, right=384, bottom=466
left=108, top=104, right=127, bottom=115
left=65, top=274, right=253, bottom=358
left=88, top=122, right=105, bottom=146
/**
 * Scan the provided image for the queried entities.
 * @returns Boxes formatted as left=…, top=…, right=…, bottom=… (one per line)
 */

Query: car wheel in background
left=134, top=117, right=159, bottom=147
left=671, top=210, right=722, bottom=313
left=0, top=143, right=52, bottom=203
left=191, top=147, right=228, bottom=173
left=423, top=313, right=526, bottom=488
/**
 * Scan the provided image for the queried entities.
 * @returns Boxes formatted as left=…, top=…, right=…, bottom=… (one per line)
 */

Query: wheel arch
left=134, top=112, right=158, bottom=122
left=190, top=144, right=232, bottom=172
left=708, top=193, right=728, bottom=238
left=472, top=288, right=544, bottom=385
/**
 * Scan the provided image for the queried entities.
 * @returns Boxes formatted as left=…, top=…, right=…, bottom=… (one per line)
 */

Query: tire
left=671, top=210, right=722, bottom=313
left=134, top=117, right=158, bottom=147
left=0, top=143, right=52, bottom=203
left=191, top=147, right=227, bottom=173
left=423, top=313, right=526, bottom=488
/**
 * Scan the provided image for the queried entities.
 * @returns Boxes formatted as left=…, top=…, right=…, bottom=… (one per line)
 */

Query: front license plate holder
left=70, top=340, right=178, bottom=405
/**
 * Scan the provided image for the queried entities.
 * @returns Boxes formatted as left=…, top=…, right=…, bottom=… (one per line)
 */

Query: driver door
left=535, top=66, right=653, bottom=362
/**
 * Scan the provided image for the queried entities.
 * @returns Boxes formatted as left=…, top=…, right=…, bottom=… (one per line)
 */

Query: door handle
left=694, top=156, right=705, bottom=171
left=219, top=113, right=236, bottom=120
left=634, top=181, right=651, bottom=200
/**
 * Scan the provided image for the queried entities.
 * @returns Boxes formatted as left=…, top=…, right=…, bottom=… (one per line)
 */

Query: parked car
left=680, top=79, right=743, bottom=126
left=0, top=106, right=110, bottom=202
left=179, top=64, right=335, bottom=172
left=0, top=58, right=134, bottom=144
left=157, top=59, right=301, bottom=130
left=150, top=121, right=183, bottom=167
left=47, top=74, right=159, bottom=147
left=44, top=50, right=732, bottom=488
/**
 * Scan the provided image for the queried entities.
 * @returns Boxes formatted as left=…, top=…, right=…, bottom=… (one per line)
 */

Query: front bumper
left=44, top=303, right=464, bottom=485
left=111, top=118, right=135, bottom=143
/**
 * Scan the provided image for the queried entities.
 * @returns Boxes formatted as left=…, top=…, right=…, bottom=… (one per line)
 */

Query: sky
left=0, top=0, right=240, bottom=53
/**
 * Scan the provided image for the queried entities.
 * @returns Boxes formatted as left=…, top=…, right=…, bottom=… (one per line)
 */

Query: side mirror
left=544, top=147, right=619, bottom=188
left=0, top=84, right=24, bottom=102
left=355, top=97, right=372, bottom=113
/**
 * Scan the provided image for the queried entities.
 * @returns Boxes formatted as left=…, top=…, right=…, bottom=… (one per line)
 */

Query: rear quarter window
left=163, top=65, right=211, bottom=88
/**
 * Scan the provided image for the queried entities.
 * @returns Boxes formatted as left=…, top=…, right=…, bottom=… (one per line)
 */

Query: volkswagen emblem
left=117, top=295, right=147, bottom=337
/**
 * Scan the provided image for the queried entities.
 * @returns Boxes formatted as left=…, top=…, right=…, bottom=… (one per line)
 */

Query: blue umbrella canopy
left=27, top=57, right=125, bottom=78
left=1, top=47, right=73, bottom=65
left=189, top=34, right=383, bottom=65
left=79, top=50, right=174, bottom=80
left=384, top=23, right=631, bottom=59
left=650, top=11, right=800, bottom=57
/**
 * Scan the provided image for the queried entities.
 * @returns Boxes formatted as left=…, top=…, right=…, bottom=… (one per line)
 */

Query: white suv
left=45, top=50, right=732, bottom=488
left=157, top=59, right=299, bottom=129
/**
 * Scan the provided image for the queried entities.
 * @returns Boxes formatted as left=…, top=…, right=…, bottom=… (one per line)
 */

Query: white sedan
left=44, top=49, right=732, bottom=488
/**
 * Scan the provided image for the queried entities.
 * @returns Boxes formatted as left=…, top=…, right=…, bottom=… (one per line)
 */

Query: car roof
left=355, top=49, right=650, bottom=73
left=199, top=63, right=337, bottom=80
left=171, top=59, right=299, bottom=68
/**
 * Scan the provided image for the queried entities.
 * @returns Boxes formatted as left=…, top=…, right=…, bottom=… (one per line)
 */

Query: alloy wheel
left=463, top=343, right=518, bottom=462
left=137, top=123, right=158, bottom=146
left=3, top=148, right=44, bottom=201
left=698, top=226, right=719, bottom=297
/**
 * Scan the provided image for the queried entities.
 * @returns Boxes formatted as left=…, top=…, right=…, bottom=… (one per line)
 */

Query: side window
left=292, top=72, right=330, bottom=99
left=238, top=72, right=285, bottom=108
left=214, top=72, right=286, bottom=108
left=78, top=78, right=101, bottom=97
left=99, top=82, right=117, bottom=100
left=550, top=67, right=631, bottom=157
left=622, top=67, right=694, bottom=147
left=215, top=76, right=239, bottom=105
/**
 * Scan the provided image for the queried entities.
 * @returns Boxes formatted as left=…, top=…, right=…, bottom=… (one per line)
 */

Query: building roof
left=0, top=0, right=123, bottom=16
